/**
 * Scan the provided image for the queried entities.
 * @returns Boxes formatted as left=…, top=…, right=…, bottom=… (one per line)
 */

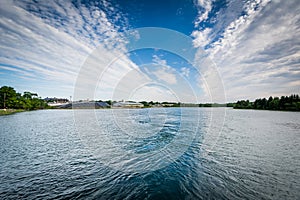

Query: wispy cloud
left=191, top=27, right=211, bottom=48
left=148, top=55, right=177, bottom=85
left=130, top=85, right=178, bottom=102
left=180, top=67, right=190, bottom=77
left=1, top=0, right=298, bottom=102
left=152, top=55, right=167, bottom=66
left=194, top=0, right=213, bottom=27
left=192, top=0, right=300, bottom=101
left=152, top=66, right=177, bottom=85
left=0, top=0, right=133, bottom=98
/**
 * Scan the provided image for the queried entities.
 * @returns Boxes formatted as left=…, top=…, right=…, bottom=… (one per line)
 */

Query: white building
left=112, top=101, right=144, bottom=108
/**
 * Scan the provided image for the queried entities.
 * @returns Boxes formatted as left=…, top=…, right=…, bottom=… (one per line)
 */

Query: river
left=0, top=108, right=299, bottom=199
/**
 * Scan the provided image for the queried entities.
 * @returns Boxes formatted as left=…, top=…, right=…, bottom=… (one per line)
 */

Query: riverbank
left=0, top=109, right=25, bottom=116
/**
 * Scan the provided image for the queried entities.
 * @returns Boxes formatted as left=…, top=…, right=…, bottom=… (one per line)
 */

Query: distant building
left=161, top=103, right=175, bottom=107
left=45, top=97, right=69, bottom=106
left=152, top=104, right=163, bottom=107
left=112, top=101, right=144, bottom=108
left=58, top=101, right=110, bottom=109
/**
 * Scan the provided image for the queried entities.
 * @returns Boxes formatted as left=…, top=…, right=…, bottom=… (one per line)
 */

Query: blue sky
left=0, top=0, right=299, bottom=102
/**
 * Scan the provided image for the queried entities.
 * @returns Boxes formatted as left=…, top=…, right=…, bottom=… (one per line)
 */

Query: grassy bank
left=0, top=109, right=25, bottom=116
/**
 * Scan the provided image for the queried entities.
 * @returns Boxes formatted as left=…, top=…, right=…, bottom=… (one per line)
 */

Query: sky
left=0, top=0, right=299, bottom=102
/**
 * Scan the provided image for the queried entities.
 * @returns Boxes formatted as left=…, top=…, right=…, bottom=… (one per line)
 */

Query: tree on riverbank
left=234, top=94, right=300, bottom=111
left=0, top=86, right=49, bottom=110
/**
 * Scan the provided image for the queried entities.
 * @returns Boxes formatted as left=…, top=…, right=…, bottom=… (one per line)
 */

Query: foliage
left=139, top=101, right=150, bottom=107
left=105, top=100, right=112, bottom=106
left=199, top=103, right=227, bottom=107
left=226, top=103, right=235, bottom=107
left=0, top=86, right=49, bottom=110
left=233, top=94, right=300, bottom=111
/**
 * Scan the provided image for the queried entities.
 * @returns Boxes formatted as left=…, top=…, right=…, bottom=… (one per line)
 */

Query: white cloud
left=192, top=0, right=300, bottom=101
left=180, top=67, right=190, bottom=77
left=93, top=54, right=150, bottom=100
left=194, top=0, right=213, bottom=27
left=191, top=28, right=211, bottom=47
left=0, top=0, right=136, bottom=99
left=143, top=55, right=178, bottom=85
left=152, top=55, right=167, bottom=66
left=130, top=85, right=178, bottom=102
left=151, top=65, right=177, bottom=85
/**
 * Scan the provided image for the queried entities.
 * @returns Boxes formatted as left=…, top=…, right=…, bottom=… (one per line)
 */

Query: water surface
left=0, top=108, right=299, bottom=199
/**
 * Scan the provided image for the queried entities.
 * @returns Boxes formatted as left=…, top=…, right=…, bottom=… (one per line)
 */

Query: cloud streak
left=192, top=0, right=300, bottom=101
left=0, top=0, right=133, bottom=98
left=1, top=0, right=298, bottom=102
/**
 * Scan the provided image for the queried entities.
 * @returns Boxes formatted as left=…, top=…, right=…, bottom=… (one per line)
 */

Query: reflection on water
left=0, top=108, right=299, bottom=199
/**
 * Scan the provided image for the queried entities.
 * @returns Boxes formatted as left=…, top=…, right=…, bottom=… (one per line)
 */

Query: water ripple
left=0, top=109, right=299, bottom=199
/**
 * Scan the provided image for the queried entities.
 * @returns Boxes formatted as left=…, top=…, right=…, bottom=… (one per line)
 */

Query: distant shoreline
left=1, top=107, right=299, bottom=117
left=1, top=86, right=299, bottom=112
left=0, top=109, right=25, bottom=116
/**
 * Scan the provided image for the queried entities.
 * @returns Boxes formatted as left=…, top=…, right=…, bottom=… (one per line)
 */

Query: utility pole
left=3, top=92, right=6, bottom=109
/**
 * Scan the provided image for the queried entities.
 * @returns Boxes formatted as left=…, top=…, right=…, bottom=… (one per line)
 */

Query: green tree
left=234, top=94, right=300, bottom=111
left=105, top=100, right=112, bottom=106
left=139, top=101, right=150, bottom=107
left=0, top=86, right=17, bottom=109
left=0, top=86, right=49, bottom=110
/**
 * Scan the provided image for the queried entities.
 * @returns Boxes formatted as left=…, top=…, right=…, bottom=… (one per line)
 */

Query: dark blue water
left=0, top=108, right=299, bottom=199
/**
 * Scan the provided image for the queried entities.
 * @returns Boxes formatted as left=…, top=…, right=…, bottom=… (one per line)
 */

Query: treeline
left=0, top=86, right=49, bottom=110
left=234, top=94, right=300, bottom=111
left=199, top=103, right=228, bottom=107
